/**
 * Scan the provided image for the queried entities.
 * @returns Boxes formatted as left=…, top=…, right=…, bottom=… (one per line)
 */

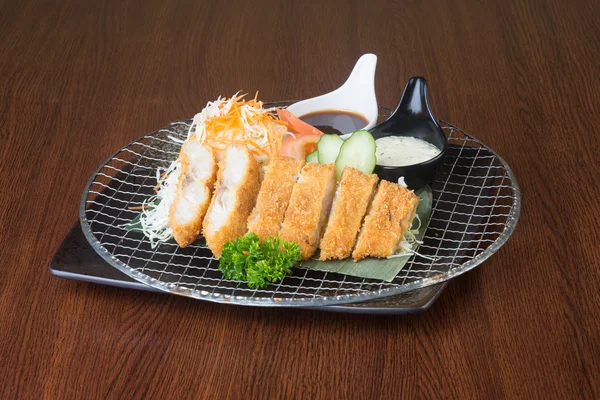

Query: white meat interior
left=205, top=146, right=249, bottom=233
left=173, top=142, right=214, bottom=225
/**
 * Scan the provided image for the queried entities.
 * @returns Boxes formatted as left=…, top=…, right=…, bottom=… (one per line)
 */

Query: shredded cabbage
left=138, top=160, right=181, bottom=248
left=387, top=214, right=436, bottom=261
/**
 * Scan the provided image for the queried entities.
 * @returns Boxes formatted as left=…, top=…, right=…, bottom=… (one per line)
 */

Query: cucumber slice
left=317, top=134, right=344, bottom=165
left=335, top=130, right=376, bottom=178
left=305, top=150, right=319, bottom=163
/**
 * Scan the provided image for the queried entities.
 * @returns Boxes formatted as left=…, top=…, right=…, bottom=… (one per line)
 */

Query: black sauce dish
left=369, top=76, right=448, bottom=189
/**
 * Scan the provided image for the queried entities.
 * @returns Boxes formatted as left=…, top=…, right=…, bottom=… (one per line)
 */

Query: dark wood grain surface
left=1, top=0, right=599, bottom=398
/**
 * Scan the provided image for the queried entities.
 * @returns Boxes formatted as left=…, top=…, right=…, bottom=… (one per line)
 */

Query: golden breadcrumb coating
left=247, top=156, right=304, bottom=241
left=169, top=142, right=217, bottom=248
left=202, top=146, right=260, bottom=258
left=352, top=180, right=419, bottom=260
left=279, top=163, right=336, bottom=260
left=319, top=167, right=378, bottom=260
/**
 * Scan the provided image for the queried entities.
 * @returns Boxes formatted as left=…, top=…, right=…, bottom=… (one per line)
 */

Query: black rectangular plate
left=49, top=223, right=446, bottom=314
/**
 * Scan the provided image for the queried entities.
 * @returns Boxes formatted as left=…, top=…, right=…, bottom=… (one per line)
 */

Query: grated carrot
left=128, top=205, right=150, bottom=211
left=187, top=93, right=290, bottom=163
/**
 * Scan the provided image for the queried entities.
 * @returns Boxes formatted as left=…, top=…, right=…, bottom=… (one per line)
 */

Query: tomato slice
left=277, top=108, right=324, bottom=137
left=281, top=133, right=321, bottom=160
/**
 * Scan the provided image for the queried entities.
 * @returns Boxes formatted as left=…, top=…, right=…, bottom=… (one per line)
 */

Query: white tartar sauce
left=376, top=136, right=441, bottom=167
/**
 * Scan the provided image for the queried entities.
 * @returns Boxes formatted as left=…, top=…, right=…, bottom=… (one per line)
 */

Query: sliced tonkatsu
left=279, top=163, right=336, bottom=260
left=169, top=140, right=217, bottom=248
left=247, top=156, right=304, bottom=241
left=319, top=167, right=378, bottom=260
left=203, top=146, right=261, bottom=257
left=352, top=180, right=419, bottom=260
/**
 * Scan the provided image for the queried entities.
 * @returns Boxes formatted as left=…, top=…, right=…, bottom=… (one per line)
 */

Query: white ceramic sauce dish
left=286, top=53, right=378, bottom=138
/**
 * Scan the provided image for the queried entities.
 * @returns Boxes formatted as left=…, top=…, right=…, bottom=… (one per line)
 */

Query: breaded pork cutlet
left=247, top=157, right=304, bottom=241
left=202, top=146, right=260, bottom=258
left=169, top=141, right=217, bottom=248
left=352, top=180, right=419, bottom=260
left=279, top=163, right=336, bottom=260
left=319, top=167, right=378, bottom=260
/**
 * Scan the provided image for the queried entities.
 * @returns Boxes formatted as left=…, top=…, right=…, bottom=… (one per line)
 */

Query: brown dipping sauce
left=300, top=110, right=369, bottom=135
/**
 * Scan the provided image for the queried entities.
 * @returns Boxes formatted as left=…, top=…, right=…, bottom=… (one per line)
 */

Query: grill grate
left=80, top=105, right=520, bottom=306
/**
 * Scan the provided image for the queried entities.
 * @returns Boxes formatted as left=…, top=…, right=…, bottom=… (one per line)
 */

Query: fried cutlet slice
left=247, top=156, right=304, bottom=241
left=202, top=146, right=260, bottom=258
left=279, top=163, right=336, bottom=260
left=319, top=167, right=378, bottom=260
left=352, top=180, right=419, bottom=260
left=169, top=141, right=217, bottom=248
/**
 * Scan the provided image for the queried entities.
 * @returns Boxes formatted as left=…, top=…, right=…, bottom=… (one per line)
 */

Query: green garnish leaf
left=219, top=233, right=302, bottom=288
left=220, top=232, right=261, bottom=281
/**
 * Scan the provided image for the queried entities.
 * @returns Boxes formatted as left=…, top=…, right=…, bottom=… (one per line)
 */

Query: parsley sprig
left=219, top=233, right=302, bottom=288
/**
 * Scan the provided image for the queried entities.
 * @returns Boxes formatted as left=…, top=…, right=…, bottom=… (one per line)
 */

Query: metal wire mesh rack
left=80, top=104, right=521, bottom=307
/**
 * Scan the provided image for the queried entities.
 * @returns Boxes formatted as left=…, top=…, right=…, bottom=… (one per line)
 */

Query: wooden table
left=1, top=0, right=599, bottom=398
